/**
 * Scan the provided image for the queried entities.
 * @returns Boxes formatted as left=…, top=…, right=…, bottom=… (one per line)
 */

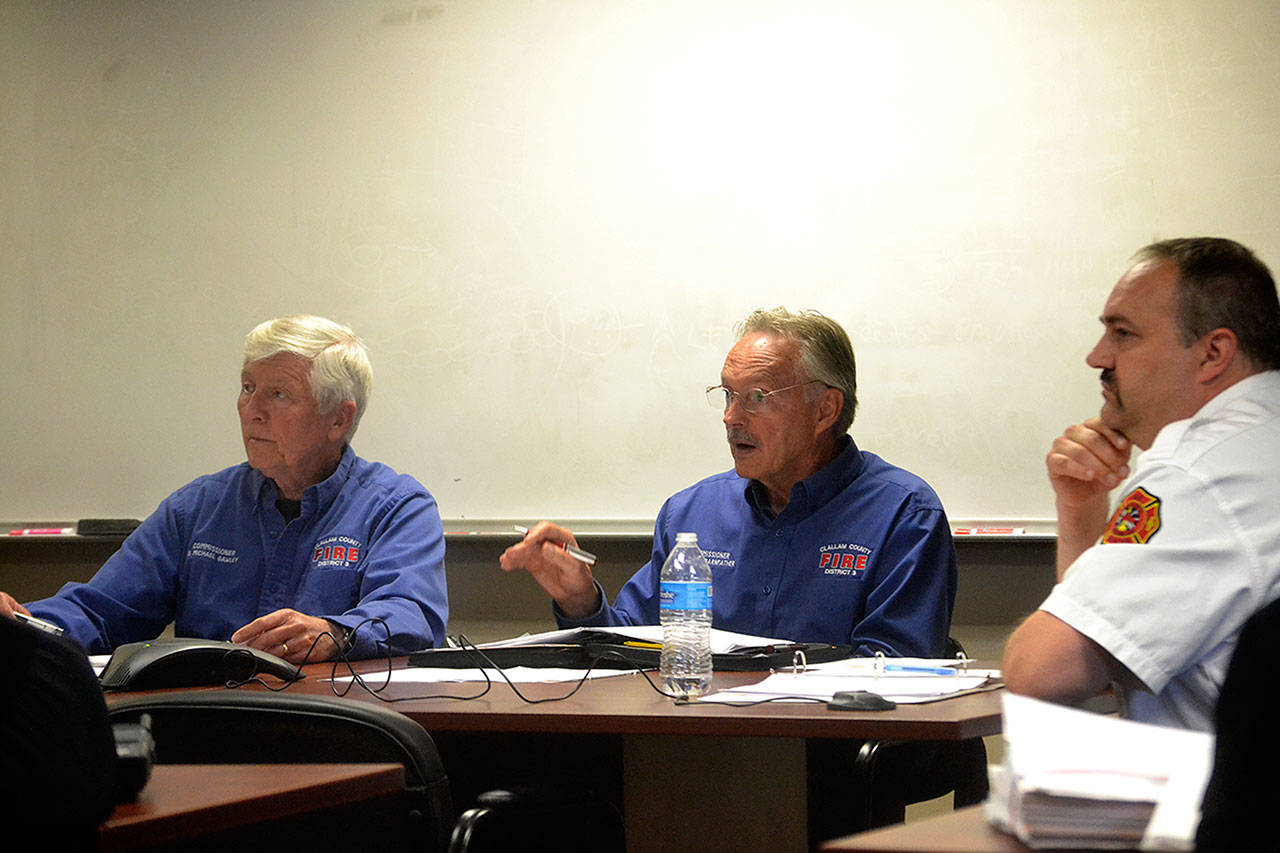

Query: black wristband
left=325, top=619, right=353, bottom=653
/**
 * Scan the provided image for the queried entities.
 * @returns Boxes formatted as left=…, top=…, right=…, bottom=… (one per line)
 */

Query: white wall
left=4, top=0, right=1279, bottom=525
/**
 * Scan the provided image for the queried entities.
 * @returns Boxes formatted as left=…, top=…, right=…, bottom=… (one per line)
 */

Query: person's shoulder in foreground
left=0, top=614, right=117, bottom=838
left=1002, top=237, right=1280, bottom=730
left=1196, top=594, right=1280, bottom=851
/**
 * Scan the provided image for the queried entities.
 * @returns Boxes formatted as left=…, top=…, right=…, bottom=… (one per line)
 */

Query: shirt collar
left=1148, top=370, right=1280, bottom=453
left=744, top=435, right=864, bottom=519
left=1191, top=369, right=1280, bottom=420
left=252, top=444, right=355, bottom=516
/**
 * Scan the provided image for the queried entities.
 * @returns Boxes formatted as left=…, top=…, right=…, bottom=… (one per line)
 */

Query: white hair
left=243, top=315, right=372, bottom=440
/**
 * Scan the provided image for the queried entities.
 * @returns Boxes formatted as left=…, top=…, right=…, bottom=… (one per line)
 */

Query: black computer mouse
left=826, top=690, right=897, bottom=711
left=99, top=638, right=303, bottom=691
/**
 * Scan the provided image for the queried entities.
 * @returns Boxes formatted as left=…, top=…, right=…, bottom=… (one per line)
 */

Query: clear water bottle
left=659, top=531, right=713, bottom=697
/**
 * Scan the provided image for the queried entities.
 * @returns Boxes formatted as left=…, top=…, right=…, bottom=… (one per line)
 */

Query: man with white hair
left=0, top=315, right=447, bottom=661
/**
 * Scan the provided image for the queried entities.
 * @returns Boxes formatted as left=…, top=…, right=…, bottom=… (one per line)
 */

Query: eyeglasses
left=705, top=380, right=822, bottom=414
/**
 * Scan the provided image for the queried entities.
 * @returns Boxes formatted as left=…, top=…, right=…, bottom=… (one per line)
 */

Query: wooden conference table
left=100, top=762, right=405, bottom=851
left=188, top=657, right=1004, bottom=853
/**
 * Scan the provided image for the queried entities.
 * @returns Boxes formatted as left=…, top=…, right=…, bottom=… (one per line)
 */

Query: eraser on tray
left=76, top=518, right=142, bottom=536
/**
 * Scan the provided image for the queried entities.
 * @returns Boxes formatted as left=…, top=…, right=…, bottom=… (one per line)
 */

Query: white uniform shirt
left=1042, top=370, right=1280, bottom=731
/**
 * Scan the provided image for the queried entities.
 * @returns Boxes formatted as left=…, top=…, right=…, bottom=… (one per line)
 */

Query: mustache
left=1100, top=369, right=1121, bottom=406
left=727, top=428, right=756, bottom=445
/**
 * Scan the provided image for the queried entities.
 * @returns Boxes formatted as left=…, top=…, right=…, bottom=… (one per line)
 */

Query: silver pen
left=14, top=611, right=64, bottom=635
left=513, top=525, right=598, bottom=566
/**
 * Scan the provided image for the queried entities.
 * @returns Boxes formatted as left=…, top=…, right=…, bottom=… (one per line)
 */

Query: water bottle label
left=659, top=581, right=712, bottom=610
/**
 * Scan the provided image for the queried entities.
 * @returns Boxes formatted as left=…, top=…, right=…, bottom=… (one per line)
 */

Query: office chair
left=108, top=691, right=453, bottom=853
left=844, top=734, right=988, bottom=827
left=807, top=638, right=990, bottom=847
left=1197, top=595, right=1280, bottom=851
left=449, top=786, right=626, bottom=853
left=848, top=636, right=988, bottom=828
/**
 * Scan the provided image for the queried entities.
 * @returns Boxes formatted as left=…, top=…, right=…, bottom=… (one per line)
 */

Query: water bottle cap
left=675, top=532, right=698, bottom=545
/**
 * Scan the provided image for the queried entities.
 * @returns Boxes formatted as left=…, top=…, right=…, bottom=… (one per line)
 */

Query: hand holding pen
left=1, top=591, right=65, bottom=635
left=512, top=525, right=597, bottom=566
left=499, top=521, right=603, bottom=620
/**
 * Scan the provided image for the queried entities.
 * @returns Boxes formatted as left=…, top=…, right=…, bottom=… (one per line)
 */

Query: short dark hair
left=1135, top=237, right=1280, bottom=371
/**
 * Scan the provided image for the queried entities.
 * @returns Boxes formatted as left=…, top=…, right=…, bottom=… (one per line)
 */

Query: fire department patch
left=311, top=534, right=363, bottom=569
left=1101, top=487, right=1162, bottom=544
left=817, top=542, right=873, bottom=578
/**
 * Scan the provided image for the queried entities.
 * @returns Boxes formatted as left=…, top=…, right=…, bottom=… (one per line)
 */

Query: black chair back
left=108, top=691, right=452, bottom=853
left=450, top=786, right=625, bottom=853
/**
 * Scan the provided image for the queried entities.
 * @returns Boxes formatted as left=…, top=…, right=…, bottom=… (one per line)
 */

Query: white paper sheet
left=697, top=662, right=1000, bottom=704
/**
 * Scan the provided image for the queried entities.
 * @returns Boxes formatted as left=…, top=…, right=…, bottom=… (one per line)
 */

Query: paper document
left=985, top=693, right=1214, bottom=850
left=698, top=657, right=1000, bottom=704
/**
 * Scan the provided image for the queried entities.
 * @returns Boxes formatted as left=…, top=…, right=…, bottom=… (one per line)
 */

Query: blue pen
left=883, top=664, right=956, bottom=676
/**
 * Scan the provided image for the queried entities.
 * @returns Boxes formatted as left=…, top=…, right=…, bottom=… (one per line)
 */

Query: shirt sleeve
left=850, top=503, right=957, bottom=657
left=554, top=512, right=673, bottom=629
left=1041, top=462, right=1261, bottom=695
left=553, top=555, right=662, bottom=629
left=329, top=488, right=449, bottom=658
left=27, top=496, right=186, bottom=654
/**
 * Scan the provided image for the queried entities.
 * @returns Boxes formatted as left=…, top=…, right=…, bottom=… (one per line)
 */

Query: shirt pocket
left=295, top=566, right=361, bottom=614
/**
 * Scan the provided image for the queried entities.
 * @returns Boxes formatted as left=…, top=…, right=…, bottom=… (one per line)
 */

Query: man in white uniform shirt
left=1003, top=237, right=1280, bottom=731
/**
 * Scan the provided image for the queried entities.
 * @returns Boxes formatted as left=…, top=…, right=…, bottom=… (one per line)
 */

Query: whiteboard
left=4, top=0, right=1280, bottom=526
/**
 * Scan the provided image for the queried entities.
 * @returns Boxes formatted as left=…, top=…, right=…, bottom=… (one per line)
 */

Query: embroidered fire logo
left=1102, top=487, right=1162, bottom=544
left=312, top=534, right=363, bottom=568
left=818, top=543, right=872, bottom=577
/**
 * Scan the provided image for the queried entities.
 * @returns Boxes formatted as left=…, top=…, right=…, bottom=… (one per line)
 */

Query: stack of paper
left=986, top=694, right=1214, bottom=850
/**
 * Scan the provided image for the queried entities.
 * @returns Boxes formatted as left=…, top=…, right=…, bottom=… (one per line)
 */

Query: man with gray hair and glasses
left=1, top=315, right=447, bottom=661
left=502, top=307, right=958, bottom=846
left=501, top=306, right=957, bottom=658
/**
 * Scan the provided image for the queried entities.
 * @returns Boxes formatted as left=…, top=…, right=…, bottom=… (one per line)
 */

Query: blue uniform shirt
left=558, top=439, right=957, bottom=657
left=29, top=446, right=448, bottom=658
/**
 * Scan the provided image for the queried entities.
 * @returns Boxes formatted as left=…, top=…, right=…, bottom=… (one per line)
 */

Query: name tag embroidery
left=188, top=542, right=239, bottom=564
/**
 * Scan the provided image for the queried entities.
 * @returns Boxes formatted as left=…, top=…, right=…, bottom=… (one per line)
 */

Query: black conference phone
left=99, top=638, right=303, bottom=691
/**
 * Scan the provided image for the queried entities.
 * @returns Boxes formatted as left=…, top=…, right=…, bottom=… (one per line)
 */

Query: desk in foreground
left=283, top=660, right=1004, bottom=853
left=100, top=763, right=405, bottom=852
left=821, top=805, right=1033, bottom=852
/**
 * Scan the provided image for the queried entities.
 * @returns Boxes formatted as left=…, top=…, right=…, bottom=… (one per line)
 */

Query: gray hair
left=735, top=307, right=858, bottom=435
left=243, top=315, right=372, bottom=440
